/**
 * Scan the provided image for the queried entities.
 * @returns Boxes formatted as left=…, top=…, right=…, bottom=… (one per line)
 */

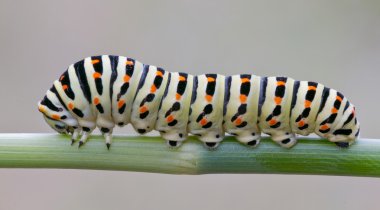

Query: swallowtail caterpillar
left=38, top=55, right=360, bottom=149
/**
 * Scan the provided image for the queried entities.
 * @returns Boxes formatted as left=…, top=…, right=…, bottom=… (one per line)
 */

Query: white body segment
left=155, top=72, right=194, bottom=146
left=223, top=75, right=261, bottom=145
left=259, top=77, right=296, bottom=148
left=188, top=74, right=225, bottom=147
left=111, top=57, right=144, bottom=127
left=290, top=81, right=324, bottom=136
left=130, top=65, right=169, bottom=134
left=84, top=56, right=114, bottom=130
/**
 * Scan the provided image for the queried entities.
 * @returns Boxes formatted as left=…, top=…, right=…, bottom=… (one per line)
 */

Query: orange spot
left=62, top=85, right=68, bottom=90
left=140, top=106, right=148, bottom=113
left=92, top=59, right=100, bottom=64
left=320, top=124, right=329, bottom=130
left=241, top=78, right=250, bottom=83
left=68, top=103, right=74, bottom=110
left=277, top=81, right=286, bottom=86
left=331, top=108, right=338, bottom=113
left=126, top=60, right=134, bottom=66
left=207, top=77, right=215, bottom=82
left=235, top=117, right=242, bottom=125
left=336, top=96, right=343, bottom=102
left=274, top=97, right=282, bottom=105
left=269, top=119, right=277, bottom=126
left=298, top=120, right=305, bottom=127
left=118, top=100, right=125, bottom=109
left=179, top=76, right=186, bottom=81
left=52, top=114, right=60, bottom=120
left=166, top=115, right=174, bottom=123
left=200, top=118, right=207, bottom=126
left=123, top=75, right=130, bottom=83
left=93, top=72, right=102, bottom=79
left=156, top=71, right=163, bottom=77
left=176, top=93, right=181, bottom=100
left=304, top=100, right=311, bottom=108
left=240, top=95, right=247, bottom=103
left=93, top=97, right=100, bottom=105
left=205, top=95, right=213, bottom=102
left=59, top=75, right=65, bottom=81
left=150, top=85, right=157, bottom=93
left=38, top=106, right=46, bottom=113
left=308, top=86, right=317, bottom=91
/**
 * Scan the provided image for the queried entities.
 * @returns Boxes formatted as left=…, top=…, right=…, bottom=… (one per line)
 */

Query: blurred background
left=0, top=0, right=379, bottom=209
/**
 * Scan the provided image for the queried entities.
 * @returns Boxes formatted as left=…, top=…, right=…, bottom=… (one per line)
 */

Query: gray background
left=0, top=0, right=379, bottom=209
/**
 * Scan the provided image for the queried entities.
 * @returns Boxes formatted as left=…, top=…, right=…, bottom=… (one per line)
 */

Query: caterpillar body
left=38, top=55, right=360, bottom=149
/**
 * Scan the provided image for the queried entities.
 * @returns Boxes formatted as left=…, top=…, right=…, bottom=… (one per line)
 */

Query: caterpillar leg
left=166, top=140, right=183, bottom=148
left=78, top=126, right=95, bottom=148
left=100, top=127, right=113, bottom=149
left=271, top=132, right=297, bottom=148
left=234, top=131, right=261, bottom=147
left=70, top=127, right=81, bottom=145
left=78, top=131, right=91, bottom=148
left=200, top=131, right=224, bottom=149
left=160, top=130, right=187, bottom=148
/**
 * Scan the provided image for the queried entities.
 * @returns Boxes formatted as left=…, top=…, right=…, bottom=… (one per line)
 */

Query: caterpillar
left=38, top=55, right=360, bottom=149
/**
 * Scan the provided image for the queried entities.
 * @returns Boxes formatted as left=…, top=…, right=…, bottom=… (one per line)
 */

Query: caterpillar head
left=38, top=87, right=77, bottom=134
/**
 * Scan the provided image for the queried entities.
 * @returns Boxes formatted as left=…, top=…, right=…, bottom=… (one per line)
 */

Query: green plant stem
left=0, top=133, right=379, bottom=177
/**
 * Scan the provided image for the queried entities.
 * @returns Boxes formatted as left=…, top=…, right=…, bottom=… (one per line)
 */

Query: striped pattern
left=38, top=55, right=360, bottom=149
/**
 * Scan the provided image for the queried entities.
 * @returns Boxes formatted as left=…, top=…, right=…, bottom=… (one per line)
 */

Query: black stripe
left=91, top=55, right=103, bottom=74
left=238, top=104, right=247, bottom=115
left=276, top=77, right=287, bottom=82
left=223, top=76, right=232, bottom=116
left=177, top=72, right=188, bottom=95
left=74, top=59, right=91, bottom=103
left=236, top=121, right=248, bottom=128
left=343, top=113, right=354, bottom=126
left=60, top=70, right=75, bottom=100
left=299, top=124, right=309, bottom=130
left=158, top=73, right=171, bottom=111
left=204, top=104, right=213, bottom=114
left=153, top=69, right=164, bottom=89
left=333, top=129, right=352, bottom=135
left=240, top=74, right=251, bottom=96
left=168, top=120, right=178, bottom=126
left=72, top=108, right=84, bottom=118
left=109, top=55, right=119, bottom=101
left=308, top=81, right=318, bottom=87
left=205, top=74, right=217, bottom=96
left=133, top=65, right=149, bottom=102
left=140, top=111, right=149, bottom=119
left=258, top=77, right=267, bottom=116
left=291, top=81, right=300, bottom=110
left=202, top=122, right=213, bottom=129
left=318, top=87, right=330, bottom=114
left=96, top=104, right=104, bottom=114
left=190, top=76, right=198, bottom=104
left=343, top=101, right=350, bottom=113
left=270, top=122, right=281, bottom=128
left=41, top=96, right=61, bottom=112
left=50, top=86, right=68, bottom=110
left=137, top=65, right=149, bottom=90
left=273, top=105, right=281, bottom=116
left=274, top=85, right=286, bottom=98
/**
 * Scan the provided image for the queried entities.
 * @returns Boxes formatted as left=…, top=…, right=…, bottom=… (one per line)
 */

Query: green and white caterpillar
left=38, top=55, right=360, bottom=149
